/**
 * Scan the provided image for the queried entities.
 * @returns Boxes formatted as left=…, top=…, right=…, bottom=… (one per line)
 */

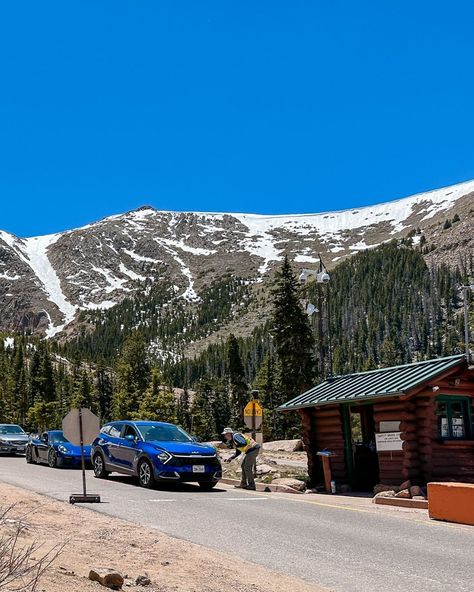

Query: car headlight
left=58, top=445, right=68, bottom=453
left=157, top=451, right=171, bottom=464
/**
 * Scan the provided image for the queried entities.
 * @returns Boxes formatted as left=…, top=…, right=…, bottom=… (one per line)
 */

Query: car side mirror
left=125, top=434, right=137, bottom=442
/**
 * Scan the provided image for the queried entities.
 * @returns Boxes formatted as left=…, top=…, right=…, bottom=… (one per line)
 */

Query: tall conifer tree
left=271, top=256, right=314, bottom=437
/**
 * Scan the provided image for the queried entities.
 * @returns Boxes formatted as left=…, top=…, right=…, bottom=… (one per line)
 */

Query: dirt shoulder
left=0, top=481, right=326, bottom=592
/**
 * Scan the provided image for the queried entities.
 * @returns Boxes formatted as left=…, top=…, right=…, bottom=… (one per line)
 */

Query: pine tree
left=190, top=379, right=216, bottom=440
left=112, top=331, right=150, bottom=419
left=270, top=256, right=314, bottom=436
left=134, top=368, right=177, bottom=423
left=176, top=387, right=192, bottom=431
left=70, top=369, right=95, bottom=412
left=227, top=334, right=248, bottom=427
left=212, top=380, right=231, bottom=435
left=379, top=339, right=399, bottom=366
left=94, top=360, right=113, bottom=422
left=27, top=401, right=57, bottom=432
left=253, top=354, right=277, bottom=440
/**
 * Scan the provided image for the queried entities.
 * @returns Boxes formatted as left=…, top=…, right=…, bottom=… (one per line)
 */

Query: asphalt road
left=1, top=456, right=474, bottom=592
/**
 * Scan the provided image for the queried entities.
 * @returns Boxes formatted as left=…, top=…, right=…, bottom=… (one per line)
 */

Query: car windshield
left=50, top=432, right=67, bottom=444
left=0, top=425, right=25, bottom=435
left=138, top=424, right=193, bottom=443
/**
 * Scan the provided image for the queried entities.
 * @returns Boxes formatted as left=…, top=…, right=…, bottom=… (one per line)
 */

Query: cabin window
left=436, top=397, right=472, bottom=440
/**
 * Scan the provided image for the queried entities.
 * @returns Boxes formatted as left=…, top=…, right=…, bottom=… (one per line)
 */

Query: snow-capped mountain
left=0, top=179, right=473, bottom=337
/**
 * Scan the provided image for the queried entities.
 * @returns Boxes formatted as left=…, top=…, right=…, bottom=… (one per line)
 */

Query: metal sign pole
left=64, top=407, right=101, bottom=505
left=463, top=286, right=470, bottom=363
left=79, top=408, right=87, bottom=497
left=251, top=401, right=256, bottom=441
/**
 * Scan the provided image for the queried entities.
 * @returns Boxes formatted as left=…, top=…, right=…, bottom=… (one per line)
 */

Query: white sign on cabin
left=379, top=421, right=401, bottom=433
left=375, top=431, right=403, bottom=452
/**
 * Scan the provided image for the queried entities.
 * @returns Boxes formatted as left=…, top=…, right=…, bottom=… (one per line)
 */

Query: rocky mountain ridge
left=0, top=179, right=473, bottom=337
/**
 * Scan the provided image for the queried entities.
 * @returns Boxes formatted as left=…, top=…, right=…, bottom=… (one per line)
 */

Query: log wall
left=427, top=394, right=474, bottom=483
left=300, top=405, right=346, bottom=484
left=299, top=408, right=320, bottom=484
left=373, top=399, right=406, bottom=485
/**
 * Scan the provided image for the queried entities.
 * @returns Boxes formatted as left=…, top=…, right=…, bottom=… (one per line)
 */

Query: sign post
left=62, top=408, right=101, bottom=504
left=244, top=398, right=263, bottom=440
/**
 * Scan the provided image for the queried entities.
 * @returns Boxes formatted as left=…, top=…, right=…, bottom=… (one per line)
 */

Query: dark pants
left=241, top=448, right=259, bottom=489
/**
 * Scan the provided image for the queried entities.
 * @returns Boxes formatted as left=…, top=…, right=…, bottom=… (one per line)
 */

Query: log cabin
left=280, top=354, right=474, bottom=490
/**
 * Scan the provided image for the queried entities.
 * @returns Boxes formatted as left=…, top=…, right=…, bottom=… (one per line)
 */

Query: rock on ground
left=255, top=464, right=275, bottom=476
left=88, top=568, right=124, bottom=590
left=394, top=489, right=411, bottom=499
left=263, top=439, right=303, bottom=453
left=409, top=485, right=424, bottom=498
left=272, top=478, right=306, bottom=492
left=373, top=490, right=396, bottom=499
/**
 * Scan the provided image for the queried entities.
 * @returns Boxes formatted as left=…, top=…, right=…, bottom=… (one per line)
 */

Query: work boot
left=234, top=484, right=245, bottom=489
left=243, top=485, right=256, bottom=490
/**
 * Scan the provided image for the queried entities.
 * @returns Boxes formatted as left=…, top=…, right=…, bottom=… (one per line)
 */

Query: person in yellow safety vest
left=222, top=427, right=261, bottom=490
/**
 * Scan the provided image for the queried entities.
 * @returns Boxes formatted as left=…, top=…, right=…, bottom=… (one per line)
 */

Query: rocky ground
left=0, top=481, right=324, bottom=592
left=218, top=440, right=309, bottom=492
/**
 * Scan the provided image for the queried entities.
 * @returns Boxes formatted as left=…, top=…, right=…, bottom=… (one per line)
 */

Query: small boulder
left=373, top=490, right=396, bottom=499
left=263, top=440, right=303, bottom=453
left=272, top=478, right=306, bottom=491
left=136, top=575, right=151, bottom=586
left=255, top=463, right=276, bottom=475
left=409, top=485, right=423, bottom=497
left=394, top=488, right=411, bottom=499
left=89, top=568, right=124, bottom=590
left=398, top=480, right=412, bottom=491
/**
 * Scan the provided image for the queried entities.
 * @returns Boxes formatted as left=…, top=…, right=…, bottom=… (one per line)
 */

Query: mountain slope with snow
left=0, top=179, right=472, bottom=337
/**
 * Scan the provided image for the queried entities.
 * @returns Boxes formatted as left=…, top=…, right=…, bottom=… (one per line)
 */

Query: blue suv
left=91, top=421, right=222, bottom=489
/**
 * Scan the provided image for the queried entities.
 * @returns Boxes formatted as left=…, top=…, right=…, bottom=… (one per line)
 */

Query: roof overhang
left=280, top=391, right=405, bottom=411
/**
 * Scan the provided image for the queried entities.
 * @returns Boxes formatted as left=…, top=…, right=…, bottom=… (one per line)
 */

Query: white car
left=0, top=424, right=29, bottom=455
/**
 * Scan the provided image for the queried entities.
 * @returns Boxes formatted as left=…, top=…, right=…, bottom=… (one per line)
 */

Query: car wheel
left=25, top=446, right=34, bottom=464
left=93, top=453, right=109, bottom=479
left=48, top=449, right=58, bottom=468
left=138, top=459, right=155, bottom=488
left=199, top=481, right=218, bottom=490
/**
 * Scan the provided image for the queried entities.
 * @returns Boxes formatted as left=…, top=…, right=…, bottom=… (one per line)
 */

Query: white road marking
left=224, top=497, right=268, bottom=501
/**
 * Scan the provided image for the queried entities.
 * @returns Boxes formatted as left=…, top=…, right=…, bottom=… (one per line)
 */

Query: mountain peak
left=0, top=178, right=472, bottom=337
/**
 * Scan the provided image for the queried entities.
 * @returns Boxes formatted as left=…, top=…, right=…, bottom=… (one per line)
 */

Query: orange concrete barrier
left=428, top=482, right=474, bottom=526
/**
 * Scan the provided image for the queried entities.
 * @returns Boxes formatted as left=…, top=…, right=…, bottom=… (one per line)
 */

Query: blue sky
left=1, top=1, right=474, bottom=236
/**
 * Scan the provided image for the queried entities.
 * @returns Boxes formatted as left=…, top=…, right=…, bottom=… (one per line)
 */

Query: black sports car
left=26, top=430, right=92, bottom=468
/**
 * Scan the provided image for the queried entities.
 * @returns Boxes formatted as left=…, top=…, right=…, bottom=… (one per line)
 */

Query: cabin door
left=346, top=405, right=379, bottom=490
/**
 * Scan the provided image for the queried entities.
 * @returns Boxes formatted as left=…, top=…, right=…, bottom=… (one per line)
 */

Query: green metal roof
left=279, top=354, right=466, bottom=411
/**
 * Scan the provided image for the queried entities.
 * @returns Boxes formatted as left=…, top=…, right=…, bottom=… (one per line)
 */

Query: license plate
left=16, top=447, right=25, bottom=452
left=192, top=465, right=205, bottom=473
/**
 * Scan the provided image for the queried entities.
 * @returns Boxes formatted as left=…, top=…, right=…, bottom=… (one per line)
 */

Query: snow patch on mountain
left=159, top=237, right=216, bottom=256
left=232, top=214, right=283, bottom=275
left=231, top=178, right=474, bottom=240
left=154, top=239, right=199, bottom=301
left=22, top=234, right=77, bottom=337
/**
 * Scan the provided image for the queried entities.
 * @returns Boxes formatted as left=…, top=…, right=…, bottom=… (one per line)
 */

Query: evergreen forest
left=0, top=241, right=472, bottom=441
